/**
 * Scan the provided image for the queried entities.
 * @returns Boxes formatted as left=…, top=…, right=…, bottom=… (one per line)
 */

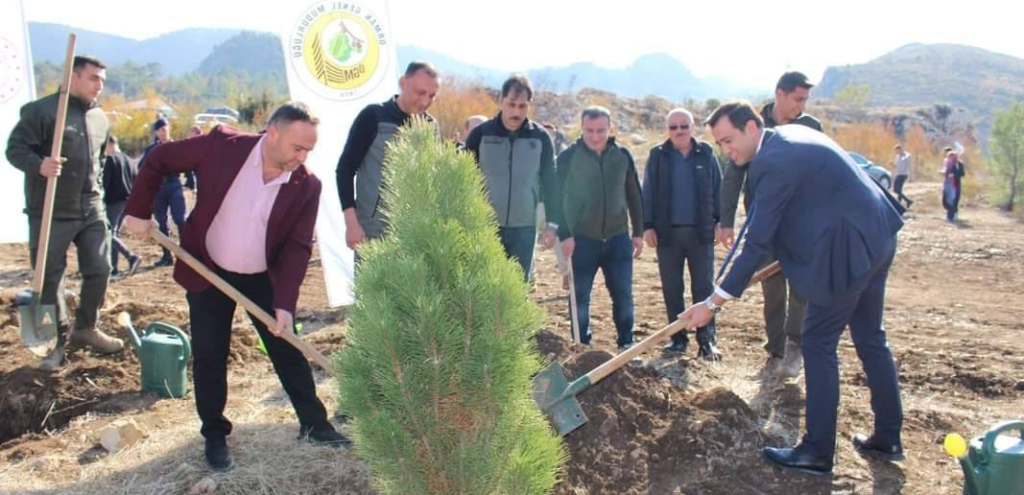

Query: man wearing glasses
left=641, top=108, right=723, bottom=360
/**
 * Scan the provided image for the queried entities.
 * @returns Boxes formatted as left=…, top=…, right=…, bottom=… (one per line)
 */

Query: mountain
left=398, top=47, right=759, bottom=101
left=198, top=32, right=284, bottom=76
left=816, top=43, right=1024, bottom=116
left=28, top=22, right=241, bottom=76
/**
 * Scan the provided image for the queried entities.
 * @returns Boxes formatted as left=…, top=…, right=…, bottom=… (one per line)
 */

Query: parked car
left=848, top=152, right=892, bottom=189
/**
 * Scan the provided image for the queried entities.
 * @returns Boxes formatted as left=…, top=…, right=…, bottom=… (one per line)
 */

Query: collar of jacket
left=65, top=90, right=96, bottom=111
left=761, top=102, right=815, bottom=129
left=491, top=112, right=535, bottom=137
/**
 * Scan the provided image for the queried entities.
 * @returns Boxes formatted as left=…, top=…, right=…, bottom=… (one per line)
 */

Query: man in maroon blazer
left=123, top=102, right=349, bottom=472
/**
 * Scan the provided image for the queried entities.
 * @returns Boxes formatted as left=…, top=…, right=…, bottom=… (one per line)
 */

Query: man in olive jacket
left=6, top=55, right=124, bottom=369
left=719, top=71, right=823, bottom=378
left=557, top=106, right=644, bottom=350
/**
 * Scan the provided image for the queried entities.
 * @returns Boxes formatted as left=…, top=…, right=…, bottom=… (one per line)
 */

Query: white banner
left=279, top=0, right=399, bottom=307
left=0, top=0, right=35, bottom=243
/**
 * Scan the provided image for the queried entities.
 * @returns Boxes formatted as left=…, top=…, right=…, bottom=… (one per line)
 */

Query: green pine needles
left=335, top=117, right=567, bottom=495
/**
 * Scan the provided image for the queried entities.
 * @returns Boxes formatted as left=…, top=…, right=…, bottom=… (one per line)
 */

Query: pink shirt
left=206, top=136, right=292, bottom=274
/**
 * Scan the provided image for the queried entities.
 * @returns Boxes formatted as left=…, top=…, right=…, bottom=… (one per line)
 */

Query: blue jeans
left=498, top=225, right=536, bottom=282
left=570, top=233, right=635, bottom=347
left=154, top=182, right=186, bottom=260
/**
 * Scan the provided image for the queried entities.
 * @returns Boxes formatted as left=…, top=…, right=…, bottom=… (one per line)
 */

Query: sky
left=21, top=0, right=1023, bottom=89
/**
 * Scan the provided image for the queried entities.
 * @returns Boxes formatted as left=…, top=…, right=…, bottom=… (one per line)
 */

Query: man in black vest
left=642, top=108, right=723, bottom=360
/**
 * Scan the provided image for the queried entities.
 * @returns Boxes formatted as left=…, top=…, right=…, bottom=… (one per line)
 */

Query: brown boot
left=70, top=328, right=125, bottom=354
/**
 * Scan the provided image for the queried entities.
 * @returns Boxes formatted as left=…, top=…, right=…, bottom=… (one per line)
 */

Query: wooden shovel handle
left=553, top=239, right=581, bottom=344
left=31, top=34, right=76, bottom=293
left=584, top=261, right=781, bottom=385
left=149, top=227, right=333, bottom=372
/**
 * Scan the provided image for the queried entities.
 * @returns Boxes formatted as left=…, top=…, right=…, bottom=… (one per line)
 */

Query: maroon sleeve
left=125, top=133, right=212, bottom=219
left=271, top=176, right=321, bottom=314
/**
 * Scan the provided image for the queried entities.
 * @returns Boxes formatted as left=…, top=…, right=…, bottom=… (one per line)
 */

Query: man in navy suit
left=681, top=101, right=905, bottom=475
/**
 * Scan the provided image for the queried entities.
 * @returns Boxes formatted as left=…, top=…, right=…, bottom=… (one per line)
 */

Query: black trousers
left=655, top=226, right=716, bottom=346
left=186, top=268, right=329, bottom=440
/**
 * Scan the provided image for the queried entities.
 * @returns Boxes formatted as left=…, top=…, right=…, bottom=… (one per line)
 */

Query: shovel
left=148, top=227, right=334, bottom=373
left=533, top=260, right=781, bottom=436
left=19, top=34, right=77, bottom=357
left=553, top=239, right=581, bottom=344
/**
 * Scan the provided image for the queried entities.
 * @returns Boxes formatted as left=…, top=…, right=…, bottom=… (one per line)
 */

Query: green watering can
left=945, top=421, right=1024, bottom=495
left=118, top=312, right=191, bottom=398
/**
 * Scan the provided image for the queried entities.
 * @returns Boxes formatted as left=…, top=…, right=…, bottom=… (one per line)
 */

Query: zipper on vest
left=506, top=137, right=514, bottom=226
left=599, top=152, right=607, bottom=240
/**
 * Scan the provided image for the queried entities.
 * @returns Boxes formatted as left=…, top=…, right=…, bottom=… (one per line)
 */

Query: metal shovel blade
left=16, top=291, right=58, bottom=357
left=532, top=360, right=588, bottom=436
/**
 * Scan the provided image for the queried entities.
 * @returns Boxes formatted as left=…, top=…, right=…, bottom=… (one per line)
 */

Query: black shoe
left=697, top=341, right=722, bottom=361
left=663, top=340, right=689, bottom=355
left=127, top=256, right=141, bottom=276
left=852, top=433, right=905, bottom=461
left=204, top=438, right=233, bottom=472
left=617, top=342, right=634, bottom=352
left=300, top=425, right=353, bottom=449
left=153, top=257, right=173, bottom=268
left=762, top=445, right=833, bottom=476
left=110, top=269, right=121, bottom=279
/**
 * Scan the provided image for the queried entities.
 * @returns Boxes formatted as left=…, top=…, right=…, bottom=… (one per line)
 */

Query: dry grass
left=0, top=359, right=374, bottom=495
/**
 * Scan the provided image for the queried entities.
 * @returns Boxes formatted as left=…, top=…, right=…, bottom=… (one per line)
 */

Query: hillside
left=817, top=43, right=1024, bottom=135
left=28, top=22, right=241, bottom=76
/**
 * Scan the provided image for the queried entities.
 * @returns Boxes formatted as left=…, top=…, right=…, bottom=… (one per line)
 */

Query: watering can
left=118, top=312, right=191, bottom=398
left=945, top=420, right=1024, bottom=495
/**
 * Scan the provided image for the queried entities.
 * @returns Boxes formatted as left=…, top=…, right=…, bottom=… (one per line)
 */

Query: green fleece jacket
left=557, top=137, right=643, bottom=241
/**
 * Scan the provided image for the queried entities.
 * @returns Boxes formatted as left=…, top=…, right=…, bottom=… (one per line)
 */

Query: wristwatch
left=703, top=297, right=722, bottom=314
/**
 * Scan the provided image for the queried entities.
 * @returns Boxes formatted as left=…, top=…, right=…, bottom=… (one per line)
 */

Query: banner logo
left=0, top=37, right=26, bottom=104
left=289, top=1, right=390, bottom=101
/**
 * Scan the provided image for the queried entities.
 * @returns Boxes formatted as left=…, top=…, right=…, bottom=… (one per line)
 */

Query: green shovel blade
left=532, top=360, right=589, bottom=436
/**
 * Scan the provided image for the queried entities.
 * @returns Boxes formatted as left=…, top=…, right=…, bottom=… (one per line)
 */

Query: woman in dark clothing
left=941, top=150, right=966, bottom=222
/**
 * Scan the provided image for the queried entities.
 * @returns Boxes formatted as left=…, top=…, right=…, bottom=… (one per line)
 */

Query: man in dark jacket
left=102, top=135, right=140, bottom=277
left=684, top=101, right=904, bottom=476
left=557, top=106, right=644, bottom=350
left=337, top=61, right=440, bottom=251
left=142, top=117, right=194, bottom=267
left=464, top=74, right=560, bottom=280
left=5, top=55, right=124, bottom=369
left=719, top=71, right=823, bottom=378
left=642, top=108, right=723, bottom=360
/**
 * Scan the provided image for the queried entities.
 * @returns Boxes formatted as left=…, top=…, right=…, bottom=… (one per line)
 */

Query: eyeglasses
left=668, top=124, right=690, bottom=131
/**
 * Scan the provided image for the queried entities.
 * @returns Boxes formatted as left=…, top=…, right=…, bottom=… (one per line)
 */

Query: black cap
left=776, top=71, right=814, bottom=92
left=152, top=118, right=169, bottom=132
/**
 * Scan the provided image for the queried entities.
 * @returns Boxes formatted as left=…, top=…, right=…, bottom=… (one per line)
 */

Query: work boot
left=779, top=339, right=803, bottom=379
left=70, top=327, right=125, bottom=354
left=761, top=354, right=783, bottom=377
left=39, top=324, right=70, bottom=371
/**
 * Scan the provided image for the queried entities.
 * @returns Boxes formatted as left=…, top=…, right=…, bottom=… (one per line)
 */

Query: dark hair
left=73, top=55, right=106, bottom=71
left=704, top=101, right=764, bottom=130
left=580, top=106, right=612, bottom=124
left=106, top=135, right=118, bottom=146
left=404, top=61, right=439, bottom=79
left=268, top=101, right=319, bottom=128
left=501, top=74, right=533, bottom=100
left=776, top=71, right=813, bottom=93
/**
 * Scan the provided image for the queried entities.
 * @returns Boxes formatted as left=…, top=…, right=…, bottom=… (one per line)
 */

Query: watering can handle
left=981, top=420, right=1024, bottom=460
left=145, top=322, right=192, bottom=364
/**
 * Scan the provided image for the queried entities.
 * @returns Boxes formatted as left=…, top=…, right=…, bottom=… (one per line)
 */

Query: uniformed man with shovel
left=6, top=55, right=124, bottom=370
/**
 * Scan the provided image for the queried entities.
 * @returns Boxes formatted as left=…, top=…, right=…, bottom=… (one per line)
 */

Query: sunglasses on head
left=668, top=124, right=690, bottom=131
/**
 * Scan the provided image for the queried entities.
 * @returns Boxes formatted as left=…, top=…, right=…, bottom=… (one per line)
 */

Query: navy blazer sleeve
left=719, top=154, right=801, bottom=298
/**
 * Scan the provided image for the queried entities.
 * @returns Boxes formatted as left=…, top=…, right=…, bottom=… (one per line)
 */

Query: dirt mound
left=0, top=294, right=274, bottom=446
left=536, top=331, right=785, bottom=495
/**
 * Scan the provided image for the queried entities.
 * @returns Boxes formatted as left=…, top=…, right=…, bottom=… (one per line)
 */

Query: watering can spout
left=117, top=312, right=142, bottom=351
